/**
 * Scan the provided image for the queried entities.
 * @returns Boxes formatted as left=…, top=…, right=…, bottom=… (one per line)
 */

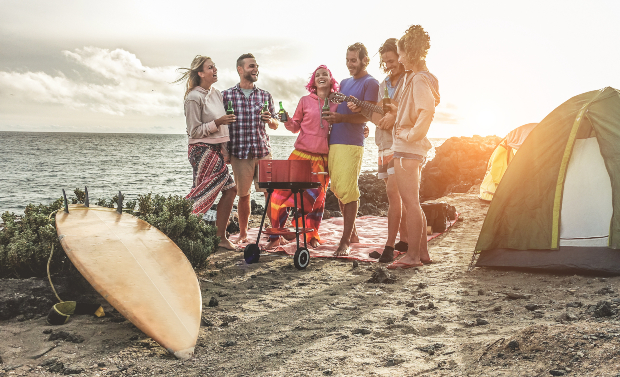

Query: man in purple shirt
left=223, top=53, right=279, bottom=243
left=323, top=43, right=379, bottom=256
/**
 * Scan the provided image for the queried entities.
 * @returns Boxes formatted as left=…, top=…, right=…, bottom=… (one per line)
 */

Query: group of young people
left=177, top=25, right=439, bottom=269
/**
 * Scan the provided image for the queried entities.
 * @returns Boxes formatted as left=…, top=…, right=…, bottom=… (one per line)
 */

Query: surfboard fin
left=62, top=189, right=69, bottom=213
left=84, top=186, right=89, bottom=207
left=117, top=191, right=124, bottom=214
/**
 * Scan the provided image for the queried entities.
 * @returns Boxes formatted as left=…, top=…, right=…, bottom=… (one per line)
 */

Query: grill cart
left=243, top=160, right=324, bottom=270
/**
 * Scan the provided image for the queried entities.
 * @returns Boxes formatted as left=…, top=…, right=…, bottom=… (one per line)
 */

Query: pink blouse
left=284, top=93, right=339, bottom=155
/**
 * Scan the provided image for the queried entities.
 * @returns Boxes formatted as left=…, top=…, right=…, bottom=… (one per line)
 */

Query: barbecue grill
left=243, top=160, right=325, bottom=269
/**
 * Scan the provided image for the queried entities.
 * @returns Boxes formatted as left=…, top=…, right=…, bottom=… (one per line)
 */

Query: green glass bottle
left=321, top=97, right=330, bottom=118
left=382, top=85, right=391, bottom=114
left=226, top=100, right=234, bottom=115
left=262, top=100, right=269, bottom=114
left=278, top=101, right=288, bottom=122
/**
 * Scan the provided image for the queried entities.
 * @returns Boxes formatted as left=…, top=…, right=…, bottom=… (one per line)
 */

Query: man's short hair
left=236, top=53, right=255, bottom=68
left=347, top=42, right=369, bottom=68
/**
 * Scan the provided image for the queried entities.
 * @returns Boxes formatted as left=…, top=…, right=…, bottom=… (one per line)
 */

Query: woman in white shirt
left=176, top=55, right=237, bottom=250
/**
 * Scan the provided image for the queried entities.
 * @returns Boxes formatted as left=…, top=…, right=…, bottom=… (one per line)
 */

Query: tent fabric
left=476, top=87, right=620, bottom=255
left=479, top=123, right=537, bottom=201
left=476, top=247, right=620, bottom=275
left=506, top=122, right=538, bottom=149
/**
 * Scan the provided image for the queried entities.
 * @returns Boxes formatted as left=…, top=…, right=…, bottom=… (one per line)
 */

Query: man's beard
left=244, top=71, right=257, bottom=82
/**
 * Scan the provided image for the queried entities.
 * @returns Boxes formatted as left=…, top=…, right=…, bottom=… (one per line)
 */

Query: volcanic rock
left=420, top=135, right=501, bottom=200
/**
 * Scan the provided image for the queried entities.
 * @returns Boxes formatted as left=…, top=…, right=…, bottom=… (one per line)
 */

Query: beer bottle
left=278, top=101, right=288, bottom=122
left=382, top=85, right=391, bottom=114
left=226, top=100, right=234, bottom=115
left=262, top=100, right=269, bottom=114
left=321, top=97, right=330, bottom=118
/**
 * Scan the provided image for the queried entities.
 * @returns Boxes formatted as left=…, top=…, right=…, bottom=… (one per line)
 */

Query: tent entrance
left=559, top=137, right=612, bottom=247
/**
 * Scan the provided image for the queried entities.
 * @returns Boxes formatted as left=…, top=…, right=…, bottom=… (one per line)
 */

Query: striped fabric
left=267, top=149, right=329, bottom=243
left=185, top=143, right=235, bottom=214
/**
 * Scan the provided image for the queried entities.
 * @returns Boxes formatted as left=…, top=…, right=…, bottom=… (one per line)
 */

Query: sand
left=2, top=190, right=620, bottom=376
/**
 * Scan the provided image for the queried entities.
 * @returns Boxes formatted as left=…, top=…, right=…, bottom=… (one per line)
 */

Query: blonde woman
left=175, top=55, right=237, bottom=250
left=379, top=25, right=440, bottom=269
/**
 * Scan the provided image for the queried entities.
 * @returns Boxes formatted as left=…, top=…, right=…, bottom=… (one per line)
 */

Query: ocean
left=0, top=132, right=444, bottom=215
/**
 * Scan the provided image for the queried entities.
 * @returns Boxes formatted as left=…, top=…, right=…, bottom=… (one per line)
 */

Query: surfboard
left=55, top=204, right=201, bottom=359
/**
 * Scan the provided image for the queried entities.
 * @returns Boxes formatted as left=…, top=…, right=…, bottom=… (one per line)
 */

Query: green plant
left=0, top=198, right=70, bottom=278
left=136, top=194, right=218, bottom=269
left=1, top=191, right=217, bottom=278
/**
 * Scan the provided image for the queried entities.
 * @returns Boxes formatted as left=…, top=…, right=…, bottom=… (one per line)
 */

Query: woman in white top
left=175, top=55, right=237, bottom=250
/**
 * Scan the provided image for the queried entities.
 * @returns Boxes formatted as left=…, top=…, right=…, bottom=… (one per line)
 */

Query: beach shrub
left=136, top=193, right=218, bottom=269
left=0, top=197, right=70, bottom=278
left=0, top=190, right=217, bottom=278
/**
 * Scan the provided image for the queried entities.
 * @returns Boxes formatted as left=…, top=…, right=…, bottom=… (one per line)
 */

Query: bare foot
left=218, top=239, right=236, bottom=251
left=393, top=253, right=421, bottom=266
left=308, top=238, right=320, bottom=248
left=333, top=243, right=351, bottom=257
left=233, top=234, right=249, bottom=244
left=264, top=237, right=281, bottom=250
left=349, top=233, right=359, bottom=244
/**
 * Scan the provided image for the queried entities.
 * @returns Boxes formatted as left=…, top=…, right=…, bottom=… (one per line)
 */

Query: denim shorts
left=393, top=151, right=425, bottom=162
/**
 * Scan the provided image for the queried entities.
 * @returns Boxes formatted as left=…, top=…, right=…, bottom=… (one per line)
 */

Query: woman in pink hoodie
left=265, top=65, right=339, bottom=249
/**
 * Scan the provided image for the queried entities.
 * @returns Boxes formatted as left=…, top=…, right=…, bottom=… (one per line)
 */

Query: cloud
left=433, top=103, right=460, bottom=124
left=0, top=46, right=311, bottom=119
left=0, top=47, right=184, bottom=116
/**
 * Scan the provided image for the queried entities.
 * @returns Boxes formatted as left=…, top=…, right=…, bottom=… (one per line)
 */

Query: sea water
left=0, top=132, right=444, bottom=215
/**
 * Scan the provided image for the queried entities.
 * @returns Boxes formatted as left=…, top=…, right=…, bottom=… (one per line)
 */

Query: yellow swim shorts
left=328, top=144, right=364, bottom=205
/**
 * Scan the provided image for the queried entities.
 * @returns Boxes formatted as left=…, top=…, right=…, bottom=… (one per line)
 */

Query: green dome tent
left=474, top=87, right=620, bottom=274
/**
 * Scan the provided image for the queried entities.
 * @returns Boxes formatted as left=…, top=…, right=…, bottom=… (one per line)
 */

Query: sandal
left=394, top=241, right=408, bottom=252
left=378, top=246, right=395, bottom=263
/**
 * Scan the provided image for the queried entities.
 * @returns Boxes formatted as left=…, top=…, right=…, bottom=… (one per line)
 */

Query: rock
left=596, top=287, right=615, bottom=295
left=409, top=309, right=419, bottom=315
left=201, top=317, right=214, bottom=327
left=464, top=320, right=476, bottom=327
left=323, top=370, right=333, bottom=375
left=533, top=310, right=545, bottom=318
left=208, top=297, right=219, bottom=307
left=476, top=318, right=489, bottom=326
left=39, top=358, right=59, bottom=367
left=48, top=361, right=65, bottom=373
left=556, top=312, right=578, bottom=322
left=566, top=301, right=583, bottom=308
left=507, top=340, right=519, bottom=351
left=525, top=304, right=541, bottom=311
left=477, top=289, right=486, bottom=296
left=549, top=370, right=566, bottom=376
left=420, top=136, right=501, bottom=200
left=42, top=329, right=53, bottom=334
left=505, top=292, right=531, bottom=300
left=332, top=211, right=342, bottom=217
left=385, top=358, right=405, bottom=367
left=250, top=199, right=264, bottom=215
left=417, top=343, right=444, bottom=355
left=226, top=217, right=240, bottom=235
left=492, top=306, right=502, bottom=312
left=352, top=260, right=359, bottom=268
left=63, top=366, right=84, bottom=375
left=352, top=328, right=371, bottom=335
left=221, top=340, right=237, bottom=347
left=593, top=301, right=615, bottom=317
left=427, top=301, right=435, bottom=309
left=367, top=266, right=397, bottom=284
left=322, top=210, right=332, bottom=220
left=418, top=283, right=428, bottom=289
left=48, top=331, right=85, bottom=343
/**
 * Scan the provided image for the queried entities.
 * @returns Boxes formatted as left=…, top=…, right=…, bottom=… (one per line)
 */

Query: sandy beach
left=2, top=188, right=620, bottom=376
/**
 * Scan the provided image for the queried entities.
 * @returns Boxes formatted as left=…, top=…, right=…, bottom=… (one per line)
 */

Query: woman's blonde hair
left=174, top=55, right=211, bottom=98
left=398, top=25, right=430, bottom=70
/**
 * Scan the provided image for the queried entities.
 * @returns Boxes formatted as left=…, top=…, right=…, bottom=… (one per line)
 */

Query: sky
left=0, top=0, right=619, bottom=138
